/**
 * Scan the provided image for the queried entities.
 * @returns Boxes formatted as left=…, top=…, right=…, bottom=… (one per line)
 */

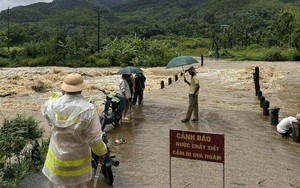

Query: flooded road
left=1, top=59, right=300, bottom=188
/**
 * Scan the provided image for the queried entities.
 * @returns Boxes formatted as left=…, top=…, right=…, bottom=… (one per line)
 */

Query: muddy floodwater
left=1, top=59, right=300, bottom=188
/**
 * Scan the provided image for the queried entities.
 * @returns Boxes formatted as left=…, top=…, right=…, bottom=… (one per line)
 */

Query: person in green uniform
left=181, top=66, right=200, bottom=123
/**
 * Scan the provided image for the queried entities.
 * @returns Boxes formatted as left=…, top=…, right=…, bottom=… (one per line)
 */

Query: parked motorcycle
left=91, top=90, right=122, bottom=186
left=91, top=133, right=119, bottom=186
left=98, top=89, right=122, bottom=131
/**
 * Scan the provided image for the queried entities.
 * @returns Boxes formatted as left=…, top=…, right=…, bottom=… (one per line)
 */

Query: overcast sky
left=0, top=0, right=53, bottom=12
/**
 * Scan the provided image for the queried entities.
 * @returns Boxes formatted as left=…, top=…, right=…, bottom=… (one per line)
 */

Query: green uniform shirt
left=189, top=75, right=199, bottom=95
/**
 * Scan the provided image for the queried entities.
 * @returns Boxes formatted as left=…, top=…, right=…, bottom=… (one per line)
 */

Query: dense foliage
left=0, top=34, right=178, bottom=67
left=0, top=115, right=47, bottom=188
left=0, top=0, right=299, bottom=66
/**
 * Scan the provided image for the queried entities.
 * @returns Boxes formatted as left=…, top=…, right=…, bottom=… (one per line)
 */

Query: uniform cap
left=186, top=66, right=197, bottom=73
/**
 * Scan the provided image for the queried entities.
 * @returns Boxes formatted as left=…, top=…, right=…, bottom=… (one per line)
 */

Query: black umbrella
left=117, top=66, right=143, bottom=74
left=166, top=56, right=198, bottom=69
left=166, top=56, right=198, bottom=78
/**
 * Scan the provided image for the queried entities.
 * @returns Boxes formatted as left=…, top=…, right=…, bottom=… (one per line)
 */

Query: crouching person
left=277, top=113, right=300, bottom=138
left=41, top=73, right=107, bottom=188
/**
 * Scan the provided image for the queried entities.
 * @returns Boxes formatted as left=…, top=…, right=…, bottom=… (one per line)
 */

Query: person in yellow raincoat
left=41, top=73, right=107, bottom=188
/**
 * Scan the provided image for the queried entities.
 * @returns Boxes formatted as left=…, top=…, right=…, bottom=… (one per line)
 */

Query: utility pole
left=7, top=7, right=10, bottom=55
left=97, top=11, right=100, bottom=52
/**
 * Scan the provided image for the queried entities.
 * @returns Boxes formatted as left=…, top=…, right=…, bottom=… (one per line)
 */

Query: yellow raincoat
left=41, top=93, right=107, bottom=186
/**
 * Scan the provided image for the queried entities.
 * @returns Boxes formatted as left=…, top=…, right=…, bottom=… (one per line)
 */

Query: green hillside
left=0, top=0, right=299, bottom=40
left=0, top=0, right=299, bottom=67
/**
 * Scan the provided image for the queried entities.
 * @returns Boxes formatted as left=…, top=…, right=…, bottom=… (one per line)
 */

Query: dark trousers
left=133, top=90, right=143, bottom=105
left=278, top=127, right=293, bottom=137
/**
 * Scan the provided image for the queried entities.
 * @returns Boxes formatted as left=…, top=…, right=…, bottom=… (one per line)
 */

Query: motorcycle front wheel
left=101, top=163, right=114, bottom=185
left=100, top=116, right=107, bottom=131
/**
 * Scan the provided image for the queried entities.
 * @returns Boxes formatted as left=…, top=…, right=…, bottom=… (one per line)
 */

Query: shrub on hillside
left=287, top=50, right=300, bottom=61
left=292, top=53, right=300, bottom=61
left=0, top=48, right=9, bottom=58
left=265, top=50, right=285, bottom=61
left=95, top=59, right=110, bottom=67
left=247, top=44, right=263, bottom=50
left=85, top=55, right=110, bottom=67
left=220, top=50, right=234, bottom=59
left=0, top=58, right=10, bottom=67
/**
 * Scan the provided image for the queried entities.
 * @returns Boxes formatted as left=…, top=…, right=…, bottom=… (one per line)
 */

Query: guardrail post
left=269, top=107, right=280, bottom=126
left=201, top=55, right=204, bottom=66
left=257, top=90, right=262, bottom=100
left=168, top=77, right=172, bottom=85
left=263, top=100, right=269, bottom=116
left=253, top=67, right=260, bottom=96
left=161, top=81, right=164, bottom=89
left=260, top=96, right=265, bottom=108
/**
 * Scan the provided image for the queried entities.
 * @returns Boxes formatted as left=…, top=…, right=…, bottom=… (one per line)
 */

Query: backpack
left=135, top=74, right=142, bottom=91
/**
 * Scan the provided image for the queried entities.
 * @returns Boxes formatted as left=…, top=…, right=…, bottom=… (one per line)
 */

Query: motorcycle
left=91, top=89, right=122, bottom=186
left=98, top=89, right=122, bottom=131
left=91, top=133, right=119, bottom=186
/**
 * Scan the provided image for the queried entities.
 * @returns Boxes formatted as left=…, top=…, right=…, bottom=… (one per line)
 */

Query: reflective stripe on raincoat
left=41, top=93, right=107, bottom=186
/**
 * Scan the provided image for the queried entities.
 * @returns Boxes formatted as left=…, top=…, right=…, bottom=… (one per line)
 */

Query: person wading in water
left=181, top=66, right=200, bottom=123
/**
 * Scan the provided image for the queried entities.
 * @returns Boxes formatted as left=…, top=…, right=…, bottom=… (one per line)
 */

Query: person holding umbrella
left=126, top=74, right=135, bottom=110
left=181, top=66, right=200, bottom=123
left=117, top=66, right=143, bottom=117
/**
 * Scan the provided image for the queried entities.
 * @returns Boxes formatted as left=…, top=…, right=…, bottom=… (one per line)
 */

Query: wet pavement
left=99, top=60, right=300, bottom=188
left=5, top=59, right=300, bottom=188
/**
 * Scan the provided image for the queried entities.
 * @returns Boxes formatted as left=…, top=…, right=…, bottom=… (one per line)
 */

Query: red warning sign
left=170, top=130, right=224, bottom=163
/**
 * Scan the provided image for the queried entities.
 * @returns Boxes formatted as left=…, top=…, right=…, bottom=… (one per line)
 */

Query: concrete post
left=160, top=81, right=164, bottom=89
left=255, top=67, right=259, bottom=79
left=175, top=75, right=178, bottom=81
left=269, top=107, right=280, bottom=126
left=260, top=96, right=265, bottom=108
left=168, top=77, right=172, bottom=85
left=253, top=67, right=260, bottom=96
left=254, top=75, right=260, bottom=96
left=263, top=100, right=269, bottom=116
left=257, top=90, right=262, bottom=100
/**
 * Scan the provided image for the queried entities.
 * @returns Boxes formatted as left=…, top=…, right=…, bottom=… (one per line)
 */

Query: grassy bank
left=1, top=38, right=300, bottom=68
left=221, top=45, right=300, bottom=61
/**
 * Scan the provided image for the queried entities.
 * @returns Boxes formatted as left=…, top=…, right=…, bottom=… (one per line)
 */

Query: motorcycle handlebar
left=98, top=89, right=106, bottom=94
left=110, top=157, right=120, bottom=167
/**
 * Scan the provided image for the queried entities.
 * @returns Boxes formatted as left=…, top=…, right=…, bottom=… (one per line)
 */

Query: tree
left=273, top=10, right=296, bottom=47
left=8, top=25, right=27, bottom=45
left=221, top=25, right=236, bottom=49
left=203, top=12, right=217, bottom=25
left=290, top=28, right=300, bottom=49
